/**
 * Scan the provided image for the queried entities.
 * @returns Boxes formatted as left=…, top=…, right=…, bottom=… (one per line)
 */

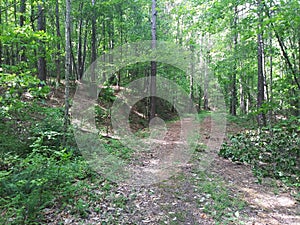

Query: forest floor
left=44, top=110, right=300, bottom=224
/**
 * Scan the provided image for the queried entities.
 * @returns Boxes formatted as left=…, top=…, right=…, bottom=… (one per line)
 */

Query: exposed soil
left=45, top=88, right=299, bottom=224
left=43, top=114, right=299, bottom=224
left=120, top=116, right=300, bottom=225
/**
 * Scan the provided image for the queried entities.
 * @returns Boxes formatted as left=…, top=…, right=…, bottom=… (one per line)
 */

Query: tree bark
left=189, top=44, right=195, bottom=110
left=257, top=0, right=266, bottom=127
left=37, top=3, right=47, bottom=82
left=150, top=0, right=157, bottom=120
left=230, top=5, right=238, bottom=116
left=20, top=0, right=26, bottom=27
left=55, top=0, right=61, bottom=84
left=77, top=3, right=84, bottom=80
left=91, top=0, right=97, bottom=84
left=82, top=20, right=89, bottom=80
left=190, top=57, right=194, bottom=100
left=0, top=3, right=2, bottom=67
left=19, top=0, right=26, bottom=62
left=64, top=0, right=71, bottom=139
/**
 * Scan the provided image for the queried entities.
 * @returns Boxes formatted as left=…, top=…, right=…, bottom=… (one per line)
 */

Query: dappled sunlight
left=238, top=187, right=300, bottom=224
left=241, top=187, right=296, bottom=208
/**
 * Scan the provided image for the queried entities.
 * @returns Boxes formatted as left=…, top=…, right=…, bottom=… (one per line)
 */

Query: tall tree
left=77, top=2, right=84, bottom=80
left=19, top=0, right=26, bottom=62
left=37, top=2, right=47, bottom=82
left=257, top=0, right=266, bottom=126
left=91, top=0, right=97, bottom=84
left=0, top=2, right=2, bottom=67
left=150, top=0, right=157, bottom=120
left=55, top=0, right=61, bottom=84
left=19, top=0, right=26, bottom=27
left=230, top=5, right=238, bottom=116
left=64, top=0, right=71, bottom=137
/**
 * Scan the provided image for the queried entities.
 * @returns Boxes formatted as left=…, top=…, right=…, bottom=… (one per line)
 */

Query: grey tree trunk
left=230, top=5, right=238, bottom=116
left=77, top=3, right=84, bottom=80
left=37, top=3, right=47, bottom=82
left=91, top=0, right=97, bottom=84
left=257, top=0, right=266, bottom=127
left=82, top=21, right=88, bottom=80
left=0, top=3, right=2, bottom=66
left=19, top=0, right=26, bottom=62
left=189, top=44, right=195, bottom=112
left=55, top=0, right=61, bottom=84
left=150, top=0, right=157, bottom=120
left=64, top=0, right=71, bottom=138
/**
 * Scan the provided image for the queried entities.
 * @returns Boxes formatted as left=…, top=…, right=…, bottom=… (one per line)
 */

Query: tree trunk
left=82, top=20, right=89, bottom=80
left=150, top=0, right=157, bottom=120
left=203, top=60, right=209, bottom=110
left=64, top=0, right=71, bottom=140
left=0, top=3, right=2, bottom=67
left=257, top=0, right=266, bottom=127
left=102, top=18, right=106, bottom=80
left=37, top=3, right=47, bottom=82
left=239, top=74, right=246, bottom=114
left=230, top=5, right=238, bottom=116
left=55, top=0, right=61, bottom=84
left=19, top=0, right=26, bottom=27
left=189, top=44, right=195, bottom=112
left=77, top=3, right=84, bottom=80
left=203, top=36, right=210, bottom=111
left=19, top=0, right=26, bottom=62
left=91, top=0, right=97, bottom=84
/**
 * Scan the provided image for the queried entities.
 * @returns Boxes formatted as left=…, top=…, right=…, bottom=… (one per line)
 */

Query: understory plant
left=219, top=116, right=300, bottom=187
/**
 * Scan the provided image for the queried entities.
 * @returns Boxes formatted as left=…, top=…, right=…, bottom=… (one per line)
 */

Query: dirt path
left=119, top=116, right=300, bottom=224
left=45, top=115, right=299, bottom=224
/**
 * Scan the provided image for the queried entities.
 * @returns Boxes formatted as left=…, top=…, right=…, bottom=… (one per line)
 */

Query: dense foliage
left=220, top=117, right=300, bottom=187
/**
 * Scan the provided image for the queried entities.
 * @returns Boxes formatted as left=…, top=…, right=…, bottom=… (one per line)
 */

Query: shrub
left=219, top=116, right=300, bottom=187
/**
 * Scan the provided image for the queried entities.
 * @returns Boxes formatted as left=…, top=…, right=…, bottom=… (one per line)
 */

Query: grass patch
left=191, top=170, right=246, bottom=224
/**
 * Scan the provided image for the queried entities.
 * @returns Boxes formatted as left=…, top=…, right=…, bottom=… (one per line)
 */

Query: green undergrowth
left=191, top=148, right=246, bottom=224
left=160, top=165, right=246, bottom=224
left=219, top=116, right=300, bottom=188
left=194, top=172, right=246, bottom=224
left=226, top=114, right=256, bottom=129
left=101, top=137, right=134, bottom=160
left=0, top=75, right=117, bottom=223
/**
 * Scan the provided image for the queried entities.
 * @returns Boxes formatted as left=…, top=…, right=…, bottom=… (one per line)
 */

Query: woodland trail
left=119, top=116, right=300, bottom=224
left=46, top=116, right=300, bottom=224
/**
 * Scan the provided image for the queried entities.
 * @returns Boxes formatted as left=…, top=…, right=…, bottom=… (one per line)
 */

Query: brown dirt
left=44, top=87, right=300, bottom=224
left=121, top=116, right=300, bottom=224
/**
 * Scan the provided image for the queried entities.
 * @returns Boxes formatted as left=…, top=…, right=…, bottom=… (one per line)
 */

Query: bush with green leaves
left=0, top=72, right=51, bottom=155
left=0, top=148, right=93, bottom=225
left=219, top=116, right=300, bottom=187
left=0, top=72, right=90, bottom=224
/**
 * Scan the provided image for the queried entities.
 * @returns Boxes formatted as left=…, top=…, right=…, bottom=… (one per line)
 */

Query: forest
left=0, top=0, right=299, bottom=224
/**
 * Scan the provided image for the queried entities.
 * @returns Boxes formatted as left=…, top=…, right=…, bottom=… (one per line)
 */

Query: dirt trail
left=120, top=116, right=300, bottom=224
left=45, top=115, right=300, bottom=224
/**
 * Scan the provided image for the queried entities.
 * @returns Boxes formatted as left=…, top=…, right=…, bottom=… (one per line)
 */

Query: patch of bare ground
left=44, top=114, right=299, bottom=224
left=122, top=116, right=300, bottom=224
left=208, top=118, right=300, bottom=225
